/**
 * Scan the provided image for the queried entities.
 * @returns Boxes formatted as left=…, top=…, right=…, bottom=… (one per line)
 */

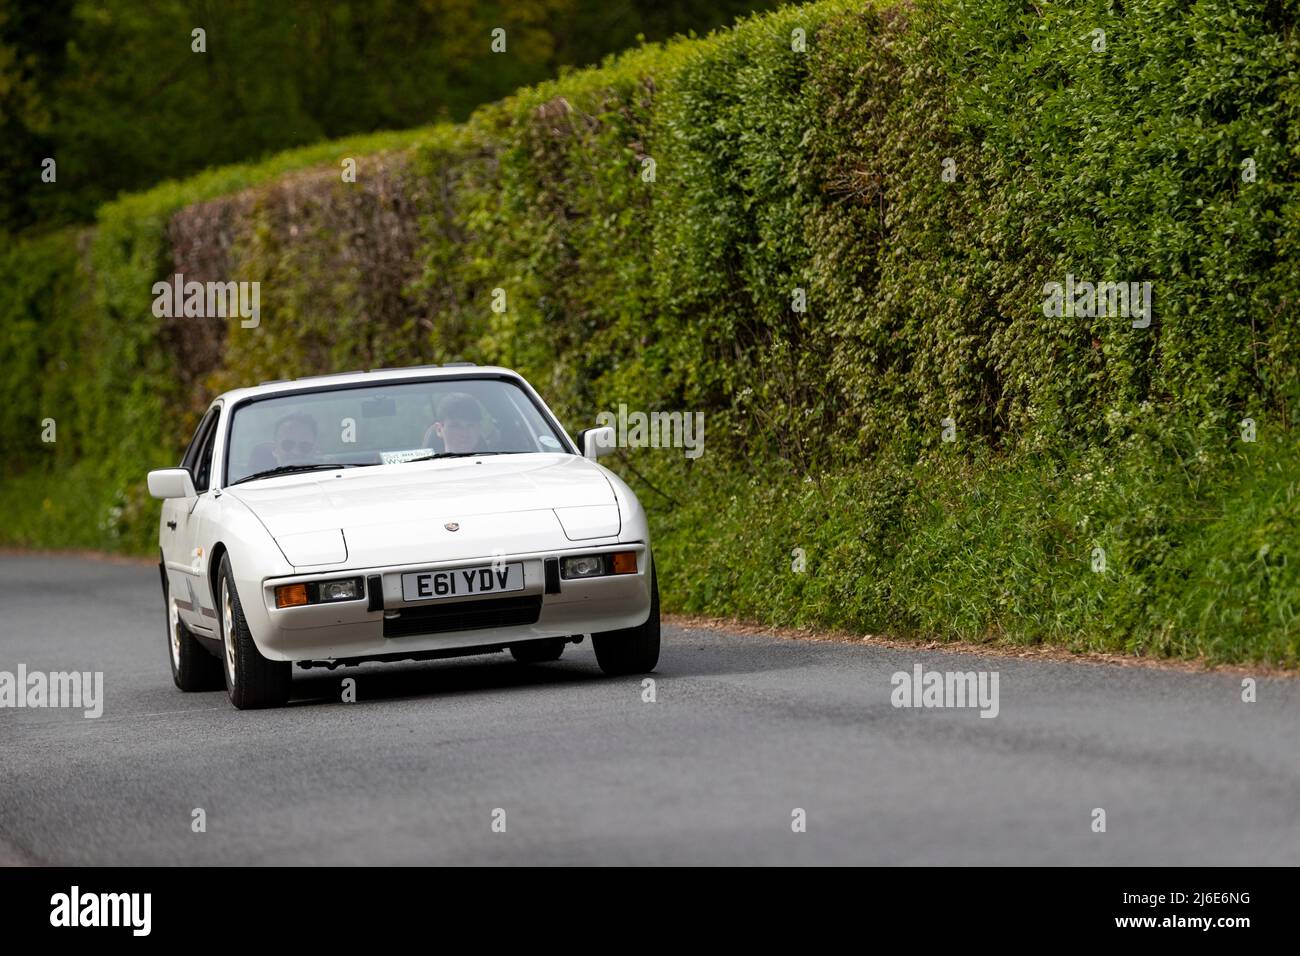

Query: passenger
left=423, top=393, right=483, bottom=453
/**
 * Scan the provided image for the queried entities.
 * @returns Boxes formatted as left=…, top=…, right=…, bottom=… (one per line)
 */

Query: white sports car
left=147, top=365, right=659, bottom=709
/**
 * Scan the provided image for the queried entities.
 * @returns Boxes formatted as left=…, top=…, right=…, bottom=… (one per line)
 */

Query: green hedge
left=1, top=129, right=438, bottom=551
left=2, top=0, right=1297, bottom=663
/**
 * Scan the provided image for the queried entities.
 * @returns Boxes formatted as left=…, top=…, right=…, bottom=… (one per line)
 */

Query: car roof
left=213, top=364, right=524, bottom=406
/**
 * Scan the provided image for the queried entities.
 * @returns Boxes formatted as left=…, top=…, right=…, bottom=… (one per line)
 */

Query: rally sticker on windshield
left=381, top=448, right=434, bottom=465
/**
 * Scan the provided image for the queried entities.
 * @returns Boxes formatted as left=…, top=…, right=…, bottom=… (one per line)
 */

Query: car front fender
left=203, top=492, right=294, bottom=652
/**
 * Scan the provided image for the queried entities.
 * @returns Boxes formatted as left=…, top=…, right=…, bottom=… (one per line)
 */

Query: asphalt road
left=1, top=553, right=1297, bottom=865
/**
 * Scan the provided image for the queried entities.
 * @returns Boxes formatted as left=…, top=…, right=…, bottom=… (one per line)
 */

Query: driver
left=272, top=411, right=320, bottom=466
left=423, top=392, right=483, bottom=453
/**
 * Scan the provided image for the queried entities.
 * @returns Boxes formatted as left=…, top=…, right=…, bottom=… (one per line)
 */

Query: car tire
left=509, top=638, right=566, bottom=663
left=163, top=571, right=224, bottom=692
left=217, top=554, right=291, bottom=709
left=592, top=563, right=660, bottom=676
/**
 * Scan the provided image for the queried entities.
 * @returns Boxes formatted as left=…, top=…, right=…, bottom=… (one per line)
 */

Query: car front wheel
left=217, top=555, right=291, bottom=709
left=591, top=563, right=660, bottom=676
left=163, top=570, right=224, bottom=692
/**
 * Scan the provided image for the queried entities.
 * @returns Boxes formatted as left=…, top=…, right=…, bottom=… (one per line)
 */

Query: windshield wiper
left=402, top=451, right=513, bottom=463
left=231, top=462, right=366, bottom=486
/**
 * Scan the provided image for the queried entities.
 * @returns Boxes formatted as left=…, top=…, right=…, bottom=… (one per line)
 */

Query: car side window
left=192, top=411, right=221, bottom=493
left=181, top=408, right=219, bottom=473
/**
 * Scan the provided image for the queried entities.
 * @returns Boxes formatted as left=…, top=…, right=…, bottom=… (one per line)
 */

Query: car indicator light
left=275, top=584, right=308, bottom=608
left=610, top=551, right=637, bottom=574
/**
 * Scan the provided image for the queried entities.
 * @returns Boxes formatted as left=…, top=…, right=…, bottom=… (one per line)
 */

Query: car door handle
left=166, top=520, right=177, bottom=530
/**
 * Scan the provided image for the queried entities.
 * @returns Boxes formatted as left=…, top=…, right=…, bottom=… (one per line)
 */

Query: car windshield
left=225, top=377, right=570, bottom=485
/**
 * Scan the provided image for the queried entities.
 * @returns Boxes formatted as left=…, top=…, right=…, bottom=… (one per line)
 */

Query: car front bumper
left=240, top=543, right=653, bottom=662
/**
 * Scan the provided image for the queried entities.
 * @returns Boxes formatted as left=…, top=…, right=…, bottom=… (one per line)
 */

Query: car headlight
left=560, top=551, right=637, bottom=580
left=320, top=579, right=361, bottom=602
left=275, top=576, right=365, bottom=608
left=562, top=555, right=605, bottom=578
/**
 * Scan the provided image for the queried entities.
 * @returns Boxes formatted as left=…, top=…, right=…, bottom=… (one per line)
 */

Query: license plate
left=401, top=562, right=524, bottom=602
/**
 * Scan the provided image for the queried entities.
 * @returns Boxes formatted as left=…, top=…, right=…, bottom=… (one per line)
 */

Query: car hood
left=227, top=453, right=620, bottom=567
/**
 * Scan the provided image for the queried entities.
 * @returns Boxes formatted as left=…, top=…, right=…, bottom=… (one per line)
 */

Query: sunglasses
left=277, top=440, right=315, bottom=453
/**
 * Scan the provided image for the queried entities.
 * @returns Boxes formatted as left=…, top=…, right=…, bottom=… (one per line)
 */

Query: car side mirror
left=581, top=426, right=616, bottom=460
left=147, top=468, right=197, bottom=500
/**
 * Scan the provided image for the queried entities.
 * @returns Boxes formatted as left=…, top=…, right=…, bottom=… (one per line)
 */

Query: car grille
left=383, top=594, right=543, bottom=639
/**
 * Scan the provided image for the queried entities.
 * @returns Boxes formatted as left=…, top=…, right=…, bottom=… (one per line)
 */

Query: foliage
left=0, top=0, right=783, bottom=232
